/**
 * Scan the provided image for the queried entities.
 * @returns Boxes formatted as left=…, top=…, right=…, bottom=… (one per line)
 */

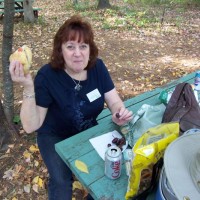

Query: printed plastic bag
left=121, top=104, right=166, bottom=147
left=125, top=122, right=179, bottom=200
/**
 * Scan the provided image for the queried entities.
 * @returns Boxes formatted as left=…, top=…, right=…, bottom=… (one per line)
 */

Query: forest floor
left=0, top=0, right=200, bottom=199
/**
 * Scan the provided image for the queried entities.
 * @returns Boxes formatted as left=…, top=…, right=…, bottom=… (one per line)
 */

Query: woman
left=9, top=15, right=133, bottom=200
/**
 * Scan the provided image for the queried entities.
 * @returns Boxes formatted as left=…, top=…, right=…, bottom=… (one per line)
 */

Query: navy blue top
left=34, top=58, right=114, bottom=138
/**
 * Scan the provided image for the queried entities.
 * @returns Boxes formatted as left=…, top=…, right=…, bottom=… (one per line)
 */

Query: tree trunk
left=23, top=0, right=35, bottom=23
left=0, top=102, right=17, bottom=151
left=1, top=0, right=18, bottom=151
left=2, top=0, right=15, bottom=124
left=97, top=0, right=111, bottom=9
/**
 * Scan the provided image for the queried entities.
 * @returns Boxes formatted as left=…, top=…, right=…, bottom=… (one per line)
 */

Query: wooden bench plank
left=0, top=8, right=41, bottom=12
left=0, top=8, right=41, bottom=18
left=0, top=0, right=42, bottom=17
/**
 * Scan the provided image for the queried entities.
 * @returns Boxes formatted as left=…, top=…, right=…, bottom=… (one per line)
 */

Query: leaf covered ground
left=0, top=0, right=200, bottom=199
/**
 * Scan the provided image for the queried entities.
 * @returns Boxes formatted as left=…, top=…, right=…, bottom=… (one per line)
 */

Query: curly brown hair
left=50, top=15, right=98, bottom=70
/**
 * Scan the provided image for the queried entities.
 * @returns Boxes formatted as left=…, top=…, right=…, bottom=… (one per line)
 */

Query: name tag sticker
left=87, top=89, right=101, bottom=102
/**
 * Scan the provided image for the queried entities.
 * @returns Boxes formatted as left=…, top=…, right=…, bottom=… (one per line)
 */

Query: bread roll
left=9, top=45, right=32, bottom=74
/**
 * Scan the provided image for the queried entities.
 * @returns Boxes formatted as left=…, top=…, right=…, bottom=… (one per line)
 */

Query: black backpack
left=162, top=82, right=200, bottom=135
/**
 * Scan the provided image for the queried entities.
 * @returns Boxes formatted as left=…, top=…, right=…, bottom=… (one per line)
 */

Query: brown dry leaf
left=34, top=160, right=39, bottom=167
left=8, top=144, right=15, bottom=148
left=3, top=169, right=15, bottom=180
left=3, top=164, right=22, bottom=180
left=26, top=169, right=34, bottom=176
left=0, top=154, right=11, bottom=159
left=72, top=181, right=89, bottom=198
left=75, top=160, right=89, bottom=174
left=32, top=184, right=39, bottom=193
left=23, top=150, right=32, bottom=159
left=32, top=176, right=44, bottom=188
left=6, top=148, right=11, bottom=154
left=38, top=177, right=44, bottom=188
left=32, top=176, right=39, bottom=184
left=73, top=181, right=84, bottom=190
left=29, top=145, right=39, bottom=153
left=24, top=184, right=31, bottom=193
left=13, top=164, right=23, bottom=178
left=19, top=129, right=26, bottom=134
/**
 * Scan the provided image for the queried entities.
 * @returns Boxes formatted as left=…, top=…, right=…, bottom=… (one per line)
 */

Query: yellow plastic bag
left=125, top=122, right=179, bottom=200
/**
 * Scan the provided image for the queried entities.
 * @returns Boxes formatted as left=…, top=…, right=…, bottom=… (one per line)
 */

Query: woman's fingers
left=9, top=61, right=33, bottom=87
left=9, top=61, right=23, bottom=80
left=118, top=108, right=133, bottom=120
left=113, top=109, right=133, bottom=126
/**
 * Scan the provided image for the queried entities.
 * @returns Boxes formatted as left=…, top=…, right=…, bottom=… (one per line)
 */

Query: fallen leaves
left=29, top=144, right=39, bottom=153
left=73, top=181, right=88, bottom=199
left=73, top=181, right=84, bottom=190
left=24, top=184, right=31, bottom=193
left=23, top=150, right=32, bottom=162
left=3, top=169, right=15, bottom=180
left=3, top=165, right=22, bottom=180
left=32, top=176, right=43, bottom=187
left=32, top=176, right=44, bottom=193
left=2, top=142, right=46, bottom=197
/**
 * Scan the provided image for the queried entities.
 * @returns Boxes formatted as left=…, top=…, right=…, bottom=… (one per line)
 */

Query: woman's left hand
left=112, top=108, right=133, bottom=126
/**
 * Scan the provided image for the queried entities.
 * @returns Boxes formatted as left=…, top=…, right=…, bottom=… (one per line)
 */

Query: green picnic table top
left=55, top=71, right=196, bottom=200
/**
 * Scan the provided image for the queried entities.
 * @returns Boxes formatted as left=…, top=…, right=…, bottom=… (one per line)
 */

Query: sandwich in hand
left=9, top=45, right=32, bottom=74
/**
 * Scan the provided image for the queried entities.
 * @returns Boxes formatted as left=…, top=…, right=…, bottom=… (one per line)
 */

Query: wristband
left=23, top=91, right=35, bottom=99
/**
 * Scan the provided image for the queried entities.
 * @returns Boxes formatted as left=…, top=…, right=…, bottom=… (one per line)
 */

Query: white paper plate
left=89, top=130, right=128, bottom=160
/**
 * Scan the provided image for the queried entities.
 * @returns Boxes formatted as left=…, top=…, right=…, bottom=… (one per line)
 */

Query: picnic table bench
left=0, top=0, right=41, bottom=18
left=55, top=71, right=197, bottom=200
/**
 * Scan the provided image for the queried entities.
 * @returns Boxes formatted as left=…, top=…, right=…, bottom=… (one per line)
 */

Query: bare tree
left=1, top=0, right=18, bottom=151
left=23, top=0, right=35, bottom=23
left=97, top=0, right=111, bottom=9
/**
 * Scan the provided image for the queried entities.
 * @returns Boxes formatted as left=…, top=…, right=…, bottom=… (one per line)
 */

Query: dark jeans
left=37, top=133, right=94, bottom=200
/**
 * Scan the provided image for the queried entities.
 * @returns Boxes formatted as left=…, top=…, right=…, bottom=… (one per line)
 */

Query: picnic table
left=0, top=0, right=41, bottom=18
left=55, top=71, right=197, bottom=200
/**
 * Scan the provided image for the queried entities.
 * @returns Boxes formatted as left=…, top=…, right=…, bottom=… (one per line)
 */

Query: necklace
left=71, top=78, right=82, bottom=91
left=65, top=68, right=83, bottom=91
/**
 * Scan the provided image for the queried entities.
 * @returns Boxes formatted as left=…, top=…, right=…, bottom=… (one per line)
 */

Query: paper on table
left=89, top=130, right=126, bottom=160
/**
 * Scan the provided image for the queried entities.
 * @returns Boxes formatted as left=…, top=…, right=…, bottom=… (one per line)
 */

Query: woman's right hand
left=9, top=60, right=34, bottom=88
